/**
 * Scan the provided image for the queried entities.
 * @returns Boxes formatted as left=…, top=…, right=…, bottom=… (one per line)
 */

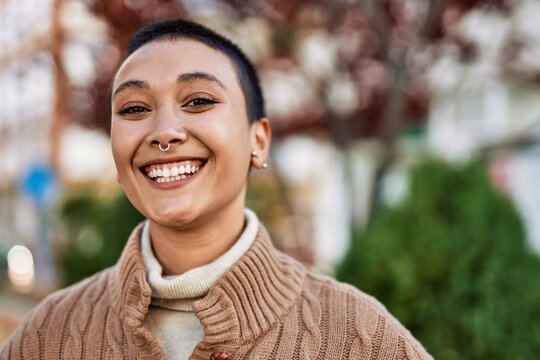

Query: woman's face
left=110, top=39, right=269, bottom=229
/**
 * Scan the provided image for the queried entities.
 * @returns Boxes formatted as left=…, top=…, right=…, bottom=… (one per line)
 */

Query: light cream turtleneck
left=141, top=209, right=259, bottom=359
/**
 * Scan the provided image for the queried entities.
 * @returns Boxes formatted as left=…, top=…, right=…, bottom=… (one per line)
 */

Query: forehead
left=113, top=39, right=240, bottom=90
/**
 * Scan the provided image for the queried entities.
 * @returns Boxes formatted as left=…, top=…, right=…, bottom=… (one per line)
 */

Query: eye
left=182, top=96, right=218, bottom=110
left=118, top=105, right=150, bottom=115
left=190, top=98, right=215, bottom=106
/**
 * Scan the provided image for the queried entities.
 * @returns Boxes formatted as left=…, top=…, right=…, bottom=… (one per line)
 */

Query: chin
left=148, top=205, right=202, bottom=229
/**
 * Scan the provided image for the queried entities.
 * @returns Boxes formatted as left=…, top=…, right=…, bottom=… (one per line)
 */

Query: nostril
left=170, top=139, right=182, bottom=144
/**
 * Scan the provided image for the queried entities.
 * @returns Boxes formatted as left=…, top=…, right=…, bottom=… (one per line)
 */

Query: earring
left=251, top=150, right=268, bottom=169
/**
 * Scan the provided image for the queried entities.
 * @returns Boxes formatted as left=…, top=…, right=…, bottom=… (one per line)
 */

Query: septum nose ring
left=158, top=142, right=171, bottom=152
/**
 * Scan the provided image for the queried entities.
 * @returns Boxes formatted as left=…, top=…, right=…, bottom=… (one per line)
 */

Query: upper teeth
left=145, top=161, right=202, bottom=182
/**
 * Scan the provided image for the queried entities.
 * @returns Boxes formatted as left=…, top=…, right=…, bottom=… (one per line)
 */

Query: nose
left=146, top=109, right=188, bottom=151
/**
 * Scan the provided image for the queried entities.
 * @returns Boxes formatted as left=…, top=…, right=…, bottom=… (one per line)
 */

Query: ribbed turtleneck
left=142, top=208, right=259, bottom=309
left=141, top=209, right=259, bottom=359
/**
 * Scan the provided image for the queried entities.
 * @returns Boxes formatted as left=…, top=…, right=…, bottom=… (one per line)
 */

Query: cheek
left=110, top=122, right=146, bottom=211
left=110, top=121, right=141, bottom=167
left=200, top=109, right=251, bottom=156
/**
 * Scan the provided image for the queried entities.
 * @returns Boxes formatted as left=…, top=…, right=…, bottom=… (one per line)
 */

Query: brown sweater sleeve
left=0, top=271, right=120, bottom=360
left=303, top=273, right=433, bottom=360
left=348, top=288, right=433, bottom=360
left=0, top=294, right=56, bottom=360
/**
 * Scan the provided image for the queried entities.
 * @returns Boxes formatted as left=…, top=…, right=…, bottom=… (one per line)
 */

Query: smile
left=143, top=160, right=205, bottom=183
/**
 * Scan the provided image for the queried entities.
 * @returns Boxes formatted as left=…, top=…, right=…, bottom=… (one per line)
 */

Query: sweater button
left=210, top=350, right=233, bottom=359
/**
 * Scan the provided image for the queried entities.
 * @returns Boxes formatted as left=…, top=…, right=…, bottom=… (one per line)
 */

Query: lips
left=141, top=159, right=205, bottom=183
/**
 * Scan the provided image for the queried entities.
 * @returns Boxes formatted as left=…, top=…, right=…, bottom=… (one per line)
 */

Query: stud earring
left=251, top=150, right=268, bottom=169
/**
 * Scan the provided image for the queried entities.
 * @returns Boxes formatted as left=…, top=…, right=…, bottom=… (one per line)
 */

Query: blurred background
left=1, top=0, right=540, bottom=357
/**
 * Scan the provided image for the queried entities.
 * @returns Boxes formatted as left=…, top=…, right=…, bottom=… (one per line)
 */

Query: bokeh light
left=7, top=245, right=35, bottom=292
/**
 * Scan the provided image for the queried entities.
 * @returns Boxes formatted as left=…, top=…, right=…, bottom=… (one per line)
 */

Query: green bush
left=58, top=191, right=144, bottom=286
left=337, top=160, right=540, bottom=359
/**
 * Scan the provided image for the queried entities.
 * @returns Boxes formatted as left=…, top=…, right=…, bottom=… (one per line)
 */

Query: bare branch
left=362, top=0, right=391, bottom=62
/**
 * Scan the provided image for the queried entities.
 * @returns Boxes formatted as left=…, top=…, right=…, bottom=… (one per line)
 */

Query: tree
left=336, top=159, right=540, bottom=359
left=216, top=0, right=512, bottom=221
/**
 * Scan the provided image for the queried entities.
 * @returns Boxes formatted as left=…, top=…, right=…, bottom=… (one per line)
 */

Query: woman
left=1, top=19, right=432, bottom=360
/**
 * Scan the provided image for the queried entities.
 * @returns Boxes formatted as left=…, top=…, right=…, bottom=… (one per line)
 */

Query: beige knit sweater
left=1, top=223, right=432, bottom=360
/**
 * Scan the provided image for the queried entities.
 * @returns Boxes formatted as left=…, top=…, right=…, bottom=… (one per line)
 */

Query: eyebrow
left=177, top=72, right=226, bottom=89
left=112, top=72, right=226, bottom=101
left=112, top=80, right=149, bottom=100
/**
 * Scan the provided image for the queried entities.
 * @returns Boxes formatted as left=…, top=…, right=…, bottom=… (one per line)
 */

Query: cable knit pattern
left=0, top=223, right=433, bottom=360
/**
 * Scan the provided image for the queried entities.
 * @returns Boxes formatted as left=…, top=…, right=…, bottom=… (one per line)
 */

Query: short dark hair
left=122, top=19, right=266, bottom=123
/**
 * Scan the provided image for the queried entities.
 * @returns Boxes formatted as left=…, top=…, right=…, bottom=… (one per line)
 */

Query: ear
left=250, top=118, right=271, bottom=169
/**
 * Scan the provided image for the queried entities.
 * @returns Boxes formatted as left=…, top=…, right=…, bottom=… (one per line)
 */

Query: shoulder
left=36, top=266, right=114, bottom=318
left=298, top=269, right=433, bottom=360
left=0, top=268, right=116, bottom=359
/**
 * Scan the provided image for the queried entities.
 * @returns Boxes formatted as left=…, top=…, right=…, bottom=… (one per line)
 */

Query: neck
left=148, top=202, right=246, bottom=276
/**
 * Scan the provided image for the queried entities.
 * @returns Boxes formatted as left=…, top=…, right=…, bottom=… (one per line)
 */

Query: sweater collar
left=141, top=209, right=260, bottom=307
left=111, top=221, right=306, bottom=355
